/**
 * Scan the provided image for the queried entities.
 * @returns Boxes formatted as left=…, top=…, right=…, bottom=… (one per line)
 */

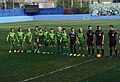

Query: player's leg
left=91, top=44, right=94, bottom=57
left=114, top=44, right=118, bottom=59
left=101, top=44, right=104, bottom=57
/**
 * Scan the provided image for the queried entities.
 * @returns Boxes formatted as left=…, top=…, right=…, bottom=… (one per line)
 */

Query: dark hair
left=50, top=28, right=53, bottom=30
left=109, top=25, right=113, bottom=27
left=18, top=28, right=22, bottom=31
left=11, top=28, right=14, bottom=31
left=97, top=26, right=100, bottom=29
left=44, top=27, right=47, bottom=29
left=39, top=28, right=42, bottom=30
left=88, top=25, right=91, bottom=28
left=62, top=28, right=66, bottom=31
left=71, top=27, right=74, bottom=31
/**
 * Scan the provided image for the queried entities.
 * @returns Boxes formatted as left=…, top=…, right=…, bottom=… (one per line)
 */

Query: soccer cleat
left=63, top=53, right=66, bottom=56
left=37, top=50, right=40, bottom=53
left=47, top=52, right=50, bottom=55
left=88, top=55, right=90, bottom=57
left=74, top=54, right=77, bottom=56
left=21, top=50, right=24, bottom=53
left=9, top=50, right=12, bottom=53
left=27, top=50, right=29, bottom=53
left=17, top=50, right=20, bottom=53
left=77, top=54, right=81, bottom=57
left=82, top=54, right=85, bottom=57
left=66, top=53, right=69, bottom=56
left=69, top=53, right=73, bottom=56
left=14, top=50, right=16, bottom=53
left=109, top=56, right=112, bottom=59
left=50, top=52, right=54, bottom=54
left=34, top=49, right=37, bottom=53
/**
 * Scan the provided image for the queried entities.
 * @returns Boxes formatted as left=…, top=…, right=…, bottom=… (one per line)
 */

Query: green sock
left=10, top=46, right=12, bottom=51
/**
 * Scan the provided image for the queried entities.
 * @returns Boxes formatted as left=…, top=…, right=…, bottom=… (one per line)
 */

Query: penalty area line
left=19, top=58, right=97, bottom=82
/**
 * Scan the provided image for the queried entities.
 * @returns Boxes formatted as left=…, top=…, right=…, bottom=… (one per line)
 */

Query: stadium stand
left=91, top=3, right=120, bottom=16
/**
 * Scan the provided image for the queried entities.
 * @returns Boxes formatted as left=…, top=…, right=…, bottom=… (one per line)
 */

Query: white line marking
left=19, top=58, right=97, bottom=82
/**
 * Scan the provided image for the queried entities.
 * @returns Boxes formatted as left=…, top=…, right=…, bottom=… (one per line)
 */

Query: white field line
left=19, top=58, right=97, bottom=82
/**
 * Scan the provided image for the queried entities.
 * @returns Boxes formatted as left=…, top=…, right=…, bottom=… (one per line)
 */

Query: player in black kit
left=108, top=25, right=118, bottom=59
left=69, top=27, right=77, bottom=54
left=95, top=26, right=104, bottom=57
left=86, top=25, right=95, bottom=57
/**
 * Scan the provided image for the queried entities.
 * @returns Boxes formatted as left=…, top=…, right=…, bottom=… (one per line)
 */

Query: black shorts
left=87, top=41, right=94, bottom=47
left=109, top=42, right=116, bottom=47
left=96, top=41, right=102, bottom=46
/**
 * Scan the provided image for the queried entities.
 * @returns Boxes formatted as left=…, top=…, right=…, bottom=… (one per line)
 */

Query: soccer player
left=86, top=25, right=95, bottom=57
left=77, top=28, right=86, bottom=56
left=69, top=27, right=76, bottom=55
left=6, top=28, right=16, bottom=53
left=16, top=28, right=24, bottom=53
left=95, top=26, right=104, bottom=57
left=61, top=28, right=69, bottom=56
left=48, top=28, right=56, bottom=54
left=43, top=27, right=49, bottom=54
left=56, top=27, right=62, bottom=55
left=37, top=28, right=44, bottom=53
left=24, top=28, right=32, bottom=53
left=33, top=26, right=39, bottom=53
left=108, top=25, right=118, bottom=59
left=119, top=35, right=120, bottom=44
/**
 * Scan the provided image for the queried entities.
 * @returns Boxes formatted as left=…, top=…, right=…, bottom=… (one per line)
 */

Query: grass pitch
left=0, top=20, right=120, bottom=82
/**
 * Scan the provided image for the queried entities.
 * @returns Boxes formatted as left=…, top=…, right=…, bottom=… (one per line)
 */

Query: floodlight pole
left=89, top=0, right=91, bottom=14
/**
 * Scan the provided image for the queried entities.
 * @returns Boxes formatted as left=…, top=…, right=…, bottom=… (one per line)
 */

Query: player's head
left=27, top=28, right=30, bottom=32
left=39, top=28, right=42, bottom=32
left=11, top=28, right=14, bottom=32
left=88, top=25, right=92, bottom=30
left=35, top=26, right=39, bottom=31
left=109, top=25, right=113, bottom=30
left=18, top=28, right=22, bottom=32
left=71, top=27, right=74, bottom=32
left=58, top=27, right=62, bottom=32
left=44, top=27, right=48, bottom=31
left=62, top=28, right=66, bottom=33
left=50, top=28, right=54, bottom=33
left=79, top=28, right=83, bottom=33
left=97, top=26, right=101, bottom=30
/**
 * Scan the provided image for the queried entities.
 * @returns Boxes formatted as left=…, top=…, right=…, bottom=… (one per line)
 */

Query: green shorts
left=18, top=39, right=24, bottom=45
left=57, top=40, right=61, bottom=45
left=78, top=41, right=85, bottom=47
left=34, top=38, right=38, bottom=42
left=62, top=41, right=68, bottom=46
left=50, top=41, right=55, bottom=45
left=43, top=39, right=49, bottom=45
left=9, top=40, right=15, bottom=45
left=26, top=40, right=31, bottom=44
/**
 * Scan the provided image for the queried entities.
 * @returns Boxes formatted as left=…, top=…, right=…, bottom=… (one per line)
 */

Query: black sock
left=102, top=49, right=104, bottom=56
left=92, top=48, right=94, bottom=56
left=110, top=48, right=112, bottom=56
left=88, top=48, right=90, bottom=55
left=97, top=49, right=99, bottom=54
left=115, top=49, right=117, bottom=57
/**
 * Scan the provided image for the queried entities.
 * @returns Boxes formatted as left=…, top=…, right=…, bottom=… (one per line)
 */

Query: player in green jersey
left=43, top=27, right=49, bottom=54
left=6, top=28, right=16, bottom=53
left=33, top=26, right=39, bottom=53
left=56, top=27, right=62, bottom=55
left=37, top=28, right=44, bottom=53
left=61, top=28, right=69, bottom=56
left=48, top=28, right=56, bottom=54
left=24, top=28, right=32, bottom=53
left=77, top=28, right=86, bottom=56
left=16, top=28, right=24, bottom=53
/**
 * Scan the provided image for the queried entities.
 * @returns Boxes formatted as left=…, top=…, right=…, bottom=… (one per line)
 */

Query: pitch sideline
left=19, top=58, right=98, bottom=82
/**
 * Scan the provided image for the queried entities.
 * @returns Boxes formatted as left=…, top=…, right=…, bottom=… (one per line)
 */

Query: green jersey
left=62, top=32, right=68, bottom=42
left=7, top=32, right=16, bottom=40
left=49, top=32, right=55, bottom=41
left=56, top=31, right=62, bottom=41
left=24, top=32, right=32, bottom=41
left=17, top=32, right=24, bottom=40
left=43, top=31, right=49, bottom=40
left=38, top=32, right=43, bottom=43
left=77, top=33, right=85, bottom=42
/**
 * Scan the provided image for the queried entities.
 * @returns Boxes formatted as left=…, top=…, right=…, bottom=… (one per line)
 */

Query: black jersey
left=86, top=30, right=95, bottom=42
left=69, top=32, right=76, bottom=43
left=108, top=30, right=117, bottom=42
left=95, top=30, right=104, bottom=43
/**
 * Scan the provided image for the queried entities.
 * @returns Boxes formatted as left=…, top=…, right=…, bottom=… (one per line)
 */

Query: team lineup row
left=6, top=25, right=120, bottom=58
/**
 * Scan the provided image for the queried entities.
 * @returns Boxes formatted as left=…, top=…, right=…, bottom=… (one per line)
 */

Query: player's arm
left=29, top=33, right=32, bottom=42
left=115, top=31, right=118, bottom=43
left=92, top=31, right=95, bottom=43
left=16, top=33, right=19, bottom=42
left=23, top=34, right=26, bottom=42
left=102, top=31, right=104, bottom=44
left=108, top=31, right=110, bottom=44
left=6, top=34, right=9, bottom=42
